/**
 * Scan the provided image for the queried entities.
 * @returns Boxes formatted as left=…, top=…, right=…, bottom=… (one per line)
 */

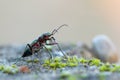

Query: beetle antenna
left=51, top=24, right=68, bottom=35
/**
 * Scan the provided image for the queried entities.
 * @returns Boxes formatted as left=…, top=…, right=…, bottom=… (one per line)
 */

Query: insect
left=15, top=24, right=68, bottom=64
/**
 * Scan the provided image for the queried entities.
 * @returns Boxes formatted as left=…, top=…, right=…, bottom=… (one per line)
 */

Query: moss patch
left=0, top=64, right=19, bottom=74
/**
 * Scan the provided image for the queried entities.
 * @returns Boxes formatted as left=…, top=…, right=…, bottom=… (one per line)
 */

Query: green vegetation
left=79, top=58, right=88, bottom=64
left=0, top=64, right=19, bottom=74
left=26, top=59, right=39, bottom=63
left=88, top=58, right=101, bottom=66
left=98, top=62, right=120, bottom=72
left=60, top=72, right=88, bottom=80
left=1, top=56, right=120, bottom=75
left=43, top=56, right=79, bottom=70
left=99, top=63, right=111, bottom=72
left=111, top=65, right=120, bottom=72
left=42, top=56, right=120, bottom=73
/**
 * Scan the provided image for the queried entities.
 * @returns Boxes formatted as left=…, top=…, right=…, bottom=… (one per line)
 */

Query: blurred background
left=0, top=0, right=120, bottom=50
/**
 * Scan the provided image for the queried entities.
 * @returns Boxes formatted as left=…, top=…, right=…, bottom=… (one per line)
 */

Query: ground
left=0, top=43, right=120, bottom=80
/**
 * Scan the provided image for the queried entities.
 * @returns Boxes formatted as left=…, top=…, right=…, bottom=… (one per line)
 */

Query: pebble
left=19, top=66, right=30, bottom=73
left=92, top=35, right=119, bottom=63
left=75, top=42, right=92, bottom=58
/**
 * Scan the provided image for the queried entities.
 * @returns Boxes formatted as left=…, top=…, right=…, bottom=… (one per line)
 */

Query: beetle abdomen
left=22, top=49, right=32, bottom=57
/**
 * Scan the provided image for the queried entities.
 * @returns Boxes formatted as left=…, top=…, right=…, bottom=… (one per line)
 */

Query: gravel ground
left=0, top=43, right=120, bottom=80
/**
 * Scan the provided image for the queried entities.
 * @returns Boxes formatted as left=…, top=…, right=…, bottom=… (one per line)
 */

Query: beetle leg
left=45, top=42, right=58, bottom=45
left=14, top=57, right=22, bottom=65
left=34, top=52, right=42, bottom=65
left=26, top=44, right=35, bottom=68
left=50, top=38, right=68, bottom=58
left=56, top=43, right=68, bottom=58
left=43, top=45, right=53, bottom=59
left=45, top=37, right=58, bottom=45
left=27, top=44, right=32, bottom=52
left=51, top=37, right=55, bottom=41
left=14, top=44, right=31, bottom=64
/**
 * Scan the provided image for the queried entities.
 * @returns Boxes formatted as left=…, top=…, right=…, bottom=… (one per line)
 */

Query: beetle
left=15, top=24, right=68, bottom=64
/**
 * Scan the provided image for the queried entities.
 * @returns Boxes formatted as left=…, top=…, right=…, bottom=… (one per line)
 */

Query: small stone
left=19, top=66, right=30, bottom=73
left=70, top=42, right=92, bottom=58
left=92, top=35, right=119, bottom=63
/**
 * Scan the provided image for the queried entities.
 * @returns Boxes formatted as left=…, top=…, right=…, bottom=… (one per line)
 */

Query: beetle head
left=42, top=32, right=52, bottom=39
